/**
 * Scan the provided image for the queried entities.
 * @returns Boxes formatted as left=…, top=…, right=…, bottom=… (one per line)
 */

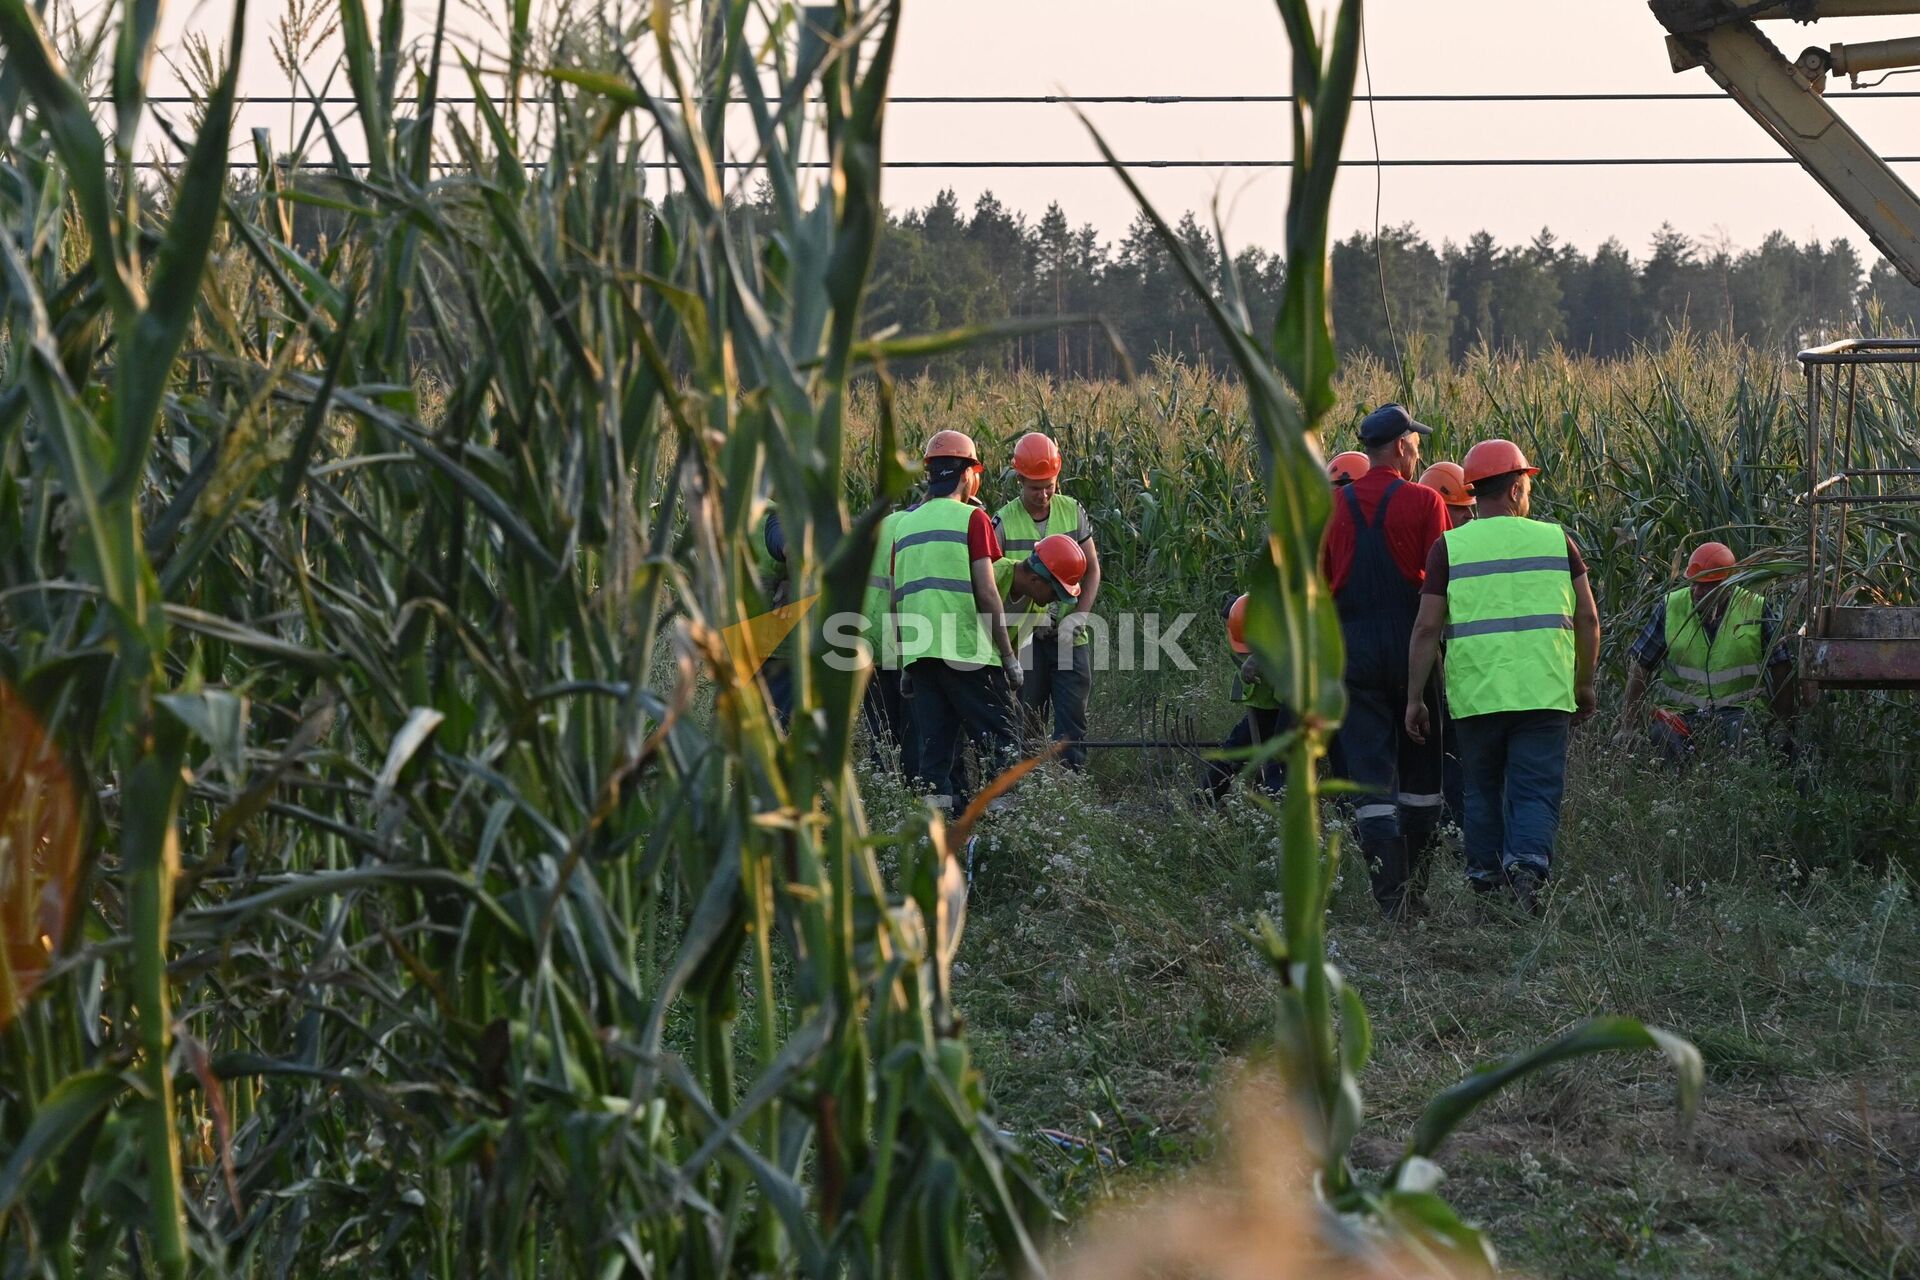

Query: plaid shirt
left=1630, top=595, right=1792, bottom=672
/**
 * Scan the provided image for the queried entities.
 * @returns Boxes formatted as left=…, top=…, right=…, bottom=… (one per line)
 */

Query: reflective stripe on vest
left=1442, top=516, right=1577, bottom=717
left=863, top=510, right=905, bottom=670
left=996, top=493, right=1089, bottom=642
left=1656, top=585, right=1766, bottom=711
left=891, top=499, right=999, bottom=667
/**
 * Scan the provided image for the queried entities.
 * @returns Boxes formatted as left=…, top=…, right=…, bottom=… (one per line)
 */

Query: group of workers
left=800, top=428, right=1105, bottom=813
left=1218, top=403, right=1794, bottom=918
left=758, top=405, right=1793, bottom=916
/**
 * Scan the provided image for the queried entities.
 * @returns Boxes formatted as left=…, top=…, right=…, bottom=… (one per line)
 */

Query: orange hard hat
left=1419, top=461, right=1475, bottom=507
left=1227, top=593, right=1252, bottom=654
left=1012, top=431, right=1062, bottom=480
left=1461, top=438, right=1538, bottom=485
left=1685, top=541, right=1737, bottom=583
left=1328, top=451, right=1371, bottom=485
left=924, top=429, right=982, bottom=467
left=1029, top=533, right=1086, bottom=599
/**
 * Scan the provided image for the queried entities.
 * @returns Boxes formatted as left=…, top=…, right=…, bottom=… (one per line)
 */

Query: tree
left=1330, top=225, right=1449, bottom=368
left=1569, top=238, right=1640, bottom=358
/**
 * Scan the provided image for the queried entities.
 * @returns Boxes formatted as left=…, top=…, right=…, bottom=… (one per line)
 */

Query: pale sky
left=144, top=0, right=1920, bottom=262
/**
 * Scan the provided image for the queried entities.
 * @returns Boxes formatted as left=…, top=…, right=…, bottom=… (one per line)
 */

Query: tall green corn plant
left=0, top=0, right=246, bottom=1273
left=1087, top=1, right=1702, bottom=1270
left=4, top=0, right=1054, bottom=1273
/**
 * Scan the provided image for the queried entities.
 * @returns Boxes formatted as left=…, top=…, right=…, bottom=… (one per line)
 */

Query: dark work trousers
left=1020, top=628, right=1092, bottom=769
left=1454, top=708, right=1571, bottom=888
left=907, top=658, right=1021, bottom=811
left=1440, top=691, right=1465, bottom=830
left=1202, top=705, right=1293, bottom=800
left=1650, top=705, right=1750, bottom=768
left=1334, top=481, right=1444, bottom=917
left=763, top=658, right=795, bottom=729
left=862, top=667, right=918, bottom=778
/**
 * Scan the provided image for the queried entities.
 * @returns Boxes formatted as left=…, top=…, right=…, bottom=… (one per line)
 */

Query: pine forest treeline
left=829, top=186, right=1920, bottom=375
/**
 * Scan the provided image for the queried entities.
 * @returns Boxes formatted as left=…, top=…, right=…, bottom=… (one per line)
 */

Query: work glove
left=1004, top=655, right=1024, bottom=693
left=899, top=669, right=916, bottom=701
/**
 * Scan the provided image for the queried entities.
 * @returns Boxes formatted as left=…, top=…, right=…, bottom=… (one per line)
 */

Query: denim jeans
left=1453, top=708, right=1571, bottom=885
left=1201, top=705, right=1291, bottom=800
left=1020, top=630, right=1092, bottom=769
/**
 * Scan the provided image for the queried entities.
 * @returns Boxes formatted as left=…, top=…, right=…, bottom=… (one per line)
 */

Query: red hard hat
left=1419, top=461, right=1475, bottom=507
left=924, top=429, right=982, bottom=466
left=1030, top=533, right=1086, bottom=598
left=1328, top=451, right=1371, bottom=485
left=1012, top=432, right=1062, bottom=480
left=1685, top=541, right=1737, bottom=583
left=1461, top=439, right=1538, bottom=485
left=1227, top=593, right=1252, bottom=654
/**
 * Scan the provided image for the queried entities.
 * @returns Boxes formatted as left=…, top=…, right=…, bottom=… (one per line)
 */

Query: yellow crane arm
left=1651, top=0, right=1920, bottom=285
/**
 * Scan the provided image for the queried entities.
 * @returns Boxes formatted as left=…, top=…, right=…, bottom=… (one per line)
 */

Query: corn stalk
left=1085, top=1, right=1704, bottom=1271
left=0, top=0, right=1052, bottom=1273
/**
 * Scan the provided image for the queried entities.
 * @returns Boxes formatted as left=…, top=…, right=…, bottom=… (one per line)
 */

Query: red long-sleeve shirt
left=1318, top=466, right=1450, bottom=593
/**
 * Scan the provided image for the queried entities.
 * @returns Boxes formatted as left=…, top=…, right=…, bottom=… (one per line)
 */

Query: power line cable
left=1359, top=12, right=1409, bottom=400
left=98, top=90, right=1920, bottom=105
left=124, top=155, right=1920, bottom=169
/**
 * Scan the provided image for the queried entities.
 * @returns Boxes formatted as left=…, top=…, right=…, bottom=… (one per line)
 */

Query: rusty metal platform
left=1804, top=607, right=1920, bottom=687
left=1798, top=340, right=1920, bottom=689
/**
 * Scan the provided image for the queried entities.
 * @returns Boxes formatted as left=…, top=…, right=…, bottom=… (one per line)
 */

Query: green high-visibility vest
left=1442, top=516, right=1577, bottom=717
left=863, top=510, right=906, bottom=670
left=892, top=499, right=998, bottom=668
left=993, top=558, right=1051, bottom=651
left=996, top=493, right=1091, bottom=644
left=1232, top=661, right=1282, bottom=711
left=1656, top=585, right=1766, bottom=711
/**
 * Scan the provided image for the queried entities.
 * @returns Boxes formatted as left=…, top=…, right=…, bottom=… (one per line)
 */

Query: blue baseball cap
left=1358, top=403, right=1432, bottom=446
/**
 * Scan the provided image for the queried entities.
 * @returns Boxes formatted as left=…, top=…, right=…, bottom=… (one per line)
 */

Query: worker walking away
left=1406, top=439, right=1601, bottom=916
left=1617, top=540, right=1797, bottom=764
left=861, top=504, right=915, bottom=776
left=996, top=432, right=1101, bottom=769
left=1200, top=593, right=1291, bottom=801
left=1329, top=451, right=1370, bottom=488
left=1418, top=460, right=1477, bottom=825
left=893, top=431, right=1023, bottom=814
left=1320, top=404, right=1451, bottom=920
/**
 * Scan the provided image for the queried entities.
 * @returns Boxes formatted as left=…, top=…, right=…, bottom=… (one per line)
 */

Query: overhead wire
left=123, top=156, right=1920, bottom=169
left=1359, top=10, right=1410, bottom=402
left=93, top=90, right=1920, bottom=104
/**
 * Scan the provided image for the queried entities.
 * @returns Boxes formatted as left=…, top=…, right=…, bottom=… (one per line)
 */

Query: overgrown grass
left=890, top=731, right=1918, bottom=1276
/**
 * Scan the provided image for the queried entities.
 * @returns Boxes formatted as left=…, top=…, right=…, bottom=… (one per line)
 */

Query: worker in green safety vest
left=1616, top=539, right=1796, bottom=763
left=861, top=504, right=916, bottom=775
left=1405, top=439, right=1601, bottom=916
left=891, top=430, right=1023, bottom=812
left=1199, top=593, right=1290, bottom=801
left=996, top=534, right=1088, bottom=650
left=995, top=431, right=1101, bottom=769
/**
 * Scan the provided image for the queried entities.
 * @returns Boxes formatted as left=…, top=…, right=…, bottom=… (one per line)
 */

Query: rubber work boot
left=1508, top=867, right=1544, bottom=917
left=1364, top=834, right=1412, bottom=921
left=1400, top=813, right=1441, bottom=920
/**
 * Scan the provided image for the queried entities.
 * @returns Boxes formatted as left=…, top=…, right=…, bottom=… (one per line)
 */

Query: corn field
left=0, top=0, right=1726, bottom=1275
